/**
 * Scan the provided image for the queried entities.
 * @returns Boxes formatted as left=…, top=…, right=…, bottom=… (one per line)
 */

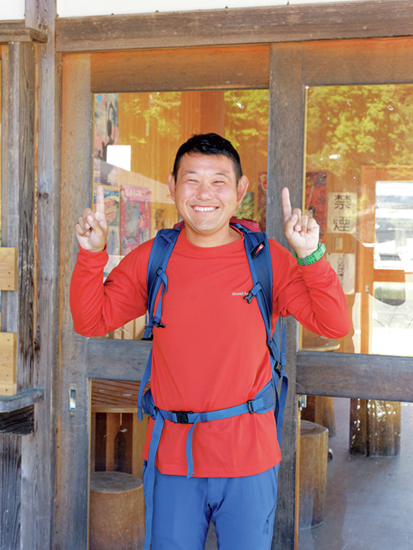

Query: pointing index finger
left=95, top=184, right=105, bottom=215
left=282, top=187, right=292, bottom=221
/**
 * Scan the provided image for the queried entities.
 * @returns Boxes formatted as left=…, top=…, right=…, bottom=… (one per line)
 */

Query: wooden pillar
left=0, top=38, right=36, bottom=550
left=350, top=398, right=401, bottom=456
left=57, top=53, right=93, bottom=550
left=267, top=43, right=305, bottom=550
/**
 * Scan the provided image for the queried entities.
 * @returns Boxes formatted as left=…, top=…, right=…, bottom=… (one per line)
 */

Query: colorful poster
left=93, top=187, right=121, bottom=256
left=327, top=192, right=357, bottom=234
left=94, top=93, right=120, bottom=187
left=94, top=93, right=119, bottom=160
left=305, top=172, right=327, bottom=242
left=327, top=253, right=356, bottom=294
left=235, top=192, right=255, bottom=220
left=257, top=172, right=267, bottom=232
left=120, top=185, right=151, bottom=255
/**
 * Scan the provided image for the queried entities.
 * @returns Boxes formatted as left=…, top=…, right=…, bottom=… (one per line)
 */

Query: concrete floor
left=205, top=397, right=413, bottom=549
left=299, top=397, right=413, bottom=550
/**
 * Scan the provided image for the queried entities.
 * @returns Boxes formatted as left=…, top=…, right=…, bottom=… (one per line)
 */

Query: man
left=71, top=133, right=350, bottom=549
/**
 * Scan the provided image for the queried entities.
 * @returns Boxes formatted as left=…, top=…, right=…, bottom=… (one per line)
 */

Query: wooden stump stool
left=89, top=472, right=145, bottom=550
left=299, top=420, right=328, bottom=530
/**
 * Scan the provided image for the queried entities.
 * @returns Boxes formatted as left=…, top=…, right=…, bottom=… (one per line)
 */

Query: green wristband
left=295, top=243, right=326, bottom=266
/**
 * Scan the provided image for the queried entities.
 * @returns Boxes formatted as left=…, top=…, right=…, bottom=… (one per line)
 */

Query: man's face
left=167, top=153, right=248, bottom=246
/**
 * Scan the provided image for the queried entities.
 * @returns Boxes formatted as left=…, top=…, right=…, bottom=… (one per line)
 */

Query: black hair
left=172, top=133, right=243, bottom=182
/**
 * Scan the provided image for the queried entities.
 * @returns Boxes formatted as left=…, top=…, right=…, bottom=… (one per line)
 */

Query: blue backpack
left=137, top=222, right=288, bottom=550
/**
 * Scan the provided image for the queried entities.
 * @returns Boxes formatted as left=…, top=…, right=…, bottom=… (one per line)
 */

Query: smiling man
left=71, top=133, right=350, bottom=550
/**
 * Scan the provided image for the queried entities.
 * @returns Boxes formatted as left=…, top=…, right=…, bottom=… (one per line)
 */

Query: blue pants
left=143, top=463, right=279, bottom=550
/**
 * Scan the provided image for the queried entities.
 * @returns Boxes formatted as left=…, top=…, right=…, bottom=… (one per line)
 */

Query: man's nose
left=195, top=181, right=214, bottom=200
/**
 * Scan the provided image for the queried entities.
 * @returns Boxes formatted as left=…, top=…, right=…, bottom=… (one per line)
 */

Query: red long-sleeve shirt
left=71, top=228, right=350, bottom=477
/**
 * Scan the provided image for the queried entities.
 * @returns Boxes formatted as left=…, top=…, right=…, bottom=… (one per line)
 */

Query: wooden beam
left=21, top=0, right=61, bottom=546
left=90, top=46, right=270, bottom=93
left=56, top=0, right=413, bottom=53
left=57, top=53, right=93, bottom=550
left=0, top=388, right=44, bottom=413
left=0, top=248, right=18, bottom=291
left=0, top=405, right=34, bottom=435
left=0, top=21, right=47, bottom=44
left=297, top=351, right=413, bottom=402
left=87, top=339, right=151, bottom=381
left=302, top=37, right=413, bottom=85
left=25, top=0, right=48, bottom=33
left=267, top=43, right=305, bottom=550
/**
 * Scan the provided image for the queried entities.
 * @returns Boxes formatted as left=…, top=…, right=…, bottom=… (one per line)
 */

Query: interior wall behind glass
left=92, top=89, right=269, bottom=340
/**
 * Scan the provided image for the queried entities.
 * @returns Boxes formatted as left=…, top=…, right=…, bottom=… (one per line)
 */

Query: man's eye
left=214, top=180, right=225, bottom=185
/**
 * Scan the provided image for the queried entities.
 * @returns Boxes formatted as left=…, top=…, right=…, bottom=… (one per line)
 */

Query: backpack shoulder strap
left=143, top=228, right=181, bottom=339
left=232, top=223, right=288, bottom=445
left=138, top=228, right=181, bottom=420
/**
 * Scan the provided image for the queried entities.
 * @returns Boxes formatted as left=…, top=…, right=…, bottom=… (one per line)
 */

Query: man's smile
left=192, top=206, right=219, bottom=212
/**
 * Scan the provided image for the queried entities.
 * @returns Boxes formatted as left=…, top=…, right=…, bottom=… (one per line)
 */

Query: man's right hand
left=75, top=184, right=108, bottom=252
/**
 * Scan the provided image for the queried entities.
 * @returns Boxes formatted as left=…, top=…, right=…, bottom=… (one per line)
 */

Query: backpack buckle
left=247, top=400, right=254, bottom=414
left=153, top=320, right=166, bottom=328
left=173, top=410, right=193, bottom=424
left=274, top=362, right=282, bottom=377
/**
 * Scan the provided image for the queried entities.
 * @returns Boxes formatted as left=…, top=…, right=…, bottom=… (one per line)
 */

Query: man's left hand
left=282, top=187, right=319, bottom=259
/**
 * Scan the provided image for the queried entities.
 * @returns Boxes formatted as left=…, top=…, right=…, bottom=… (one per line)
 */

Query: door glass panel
left=303, top=84, right=413, bottom=357
left=301, top=84, right=413, bottom=550
left=92, top=90, right=269, bottom=340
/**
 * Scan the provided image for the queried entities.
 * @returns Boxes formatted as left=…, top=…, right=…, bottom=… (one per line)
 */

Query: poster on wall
left=305, top=172, right=327, bottom=242
left=120, top=185, right=151, bottom=256
left=93, top=187, right=121, bottom=256
left=327, top=253, right=356, bottom=294
left=94, top=93, right=120, bottom=187
left=257, top=172, right=267, bottom=232
left=235, top=192, right=255, bottom=220
left=327, top=192, right=357, bottom=234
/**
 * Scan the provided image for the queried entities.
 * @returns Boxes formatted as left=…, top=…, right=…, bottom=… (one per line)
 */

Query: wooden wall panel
left=5, top=42, right=36, bottom=393
left=0, top=436, right=21, bottom=549
left=90, top=46, right=270, bottom=93
left=56, top=0, right=413, bottom=53
left=57, top=53, right=93, bottom=550
left=267, top=44, right=305, bottom=550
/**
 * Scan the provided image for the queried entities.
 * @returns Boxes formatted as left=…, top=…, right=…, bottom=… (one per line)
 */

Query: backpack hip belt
left=141, top=378, right=279, bottom=550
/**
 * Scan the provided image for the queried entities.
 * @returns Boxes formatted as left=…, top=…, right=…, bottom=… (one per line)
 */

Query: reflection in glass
left=90, top=379, right=149, bottom=478
left=92, top=90, right=269, bottom=340
left=303, top=85, right=413, bottom=358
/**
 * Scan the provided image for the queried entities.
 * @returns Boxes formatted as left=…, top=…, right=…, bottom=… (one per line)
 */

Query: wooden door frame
left=59, top=37, right=413, bottom=550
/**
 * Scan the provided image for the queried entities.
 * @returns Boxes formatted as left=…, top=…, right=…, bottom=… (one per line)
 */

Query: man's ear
left=167, top=172, right=176, bottom=202
left=236, top=175, right=249, bottom=206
